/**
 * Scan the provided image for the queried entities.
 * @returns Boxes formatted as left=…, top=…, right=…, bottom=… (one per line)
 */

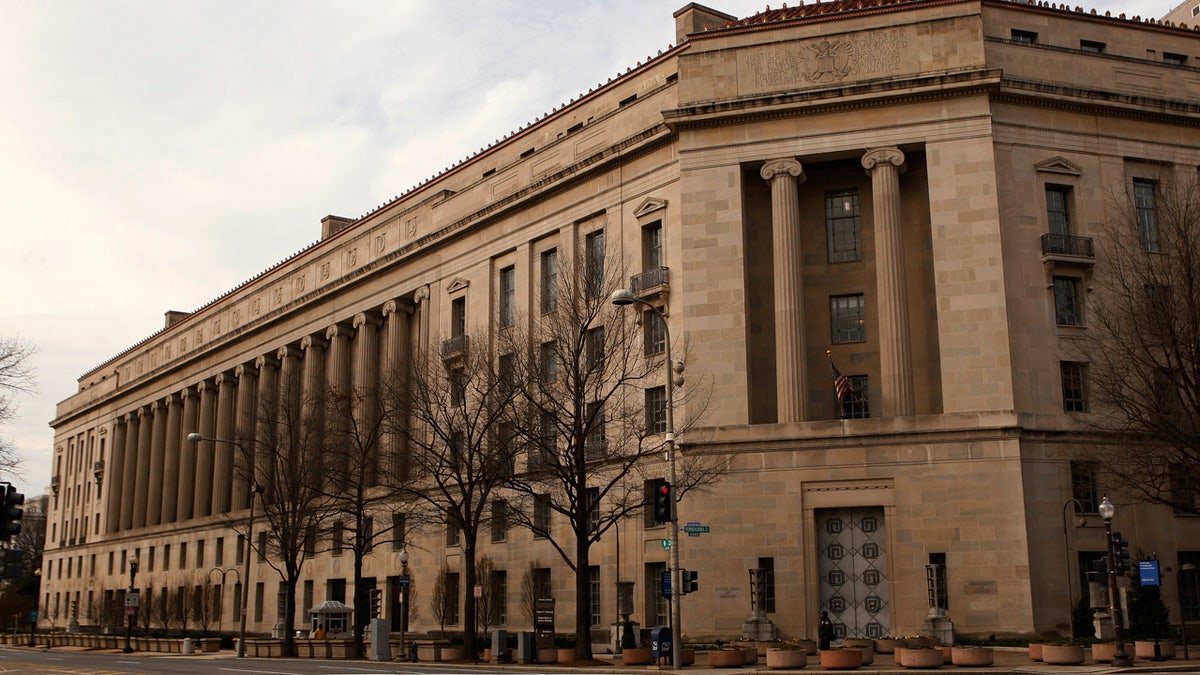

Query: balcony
left=440, top=334, right=469, bottom=362
left=630, top=266, right=670, bottom=296
left=1041, top=233, right=1095, bottom=275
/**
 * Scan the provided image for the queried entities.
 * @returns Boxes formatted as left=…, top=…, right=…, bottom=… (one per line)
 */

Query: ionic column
left=106, top=418, right=127, bottom=533
left=132, top=407, right=153, bottom=528
left=193, top=380, right=217, bottom=518
left=385, top=296, right=416, bottom=481
left=352, top=312, right=380, bottom=483
left=177, top=386, right=199, bottom=521
left=255, top=352, right=283, bottom=493
left=145, top=400, right=167, bottom=526
left=300, top=334, right=328, bottom=445
left=862, top=147, right=914, bottom=417
left=119, top=410, right=140, bottom=531
left=760, top=158, right=808, bottom=423
left=232, top=363, right=257, bottom=511
left=160, top=393, right=181, bottom=523
left=211, top=372, right=236, bottom=515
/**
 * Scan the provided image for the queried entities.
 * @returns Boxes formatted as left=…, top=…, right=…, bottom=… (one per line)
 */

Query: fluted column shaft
left=233, top=364, right=257, bottom=511
left=352, top=313, right=380, bottom=485
left=385, top=297, right=416, bottom=481
left=119, top=411, right=140, bottom=531
left=106, top=418, right=127, bottom=533
left=255, top=353, right=282, bottom=493
left=146, top=401, right=167, bottom=526
left=194, top=380, right=217, bottom=518
left=161, top=393, right=181, bottom=523
left=761, top=158, right=808, bottom=423
left=863, top=147, right=914, bottom=417
left=177, top=387, right=199, bottom=520
left=132, top=407, right=153, bottom=528
left=211, top=372, right=237, bottom=515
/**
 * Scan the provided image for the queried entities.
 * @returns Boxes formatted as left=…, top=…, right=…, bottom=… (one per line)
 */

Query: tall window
left=491, top=500, right=508, bottom=542
left=1070, top=461, right=1099, bottom=513
left=540, top=342, right=557, bottom=383
left=831, top=294, right=866, bottom=343
left=589, top=565, right=602, bottom=626
left=451, top=297, right=466, bottom=337
left=450, top=367, right=466, bottom=407
left=1134, top=179, right=1159, bottom=251
left=1061, top=361, right=1088, bottom=412
left=392, top=512, right=406, bottom=551
left=498, top=353, right=514, bottom=394
left=585, top=401, right=606, bottom=459
left=534, top=494, right=551, bottom=538
left=586, top=230, right=606, bottom=297
left=646, top=386, right=667, bottom=434
left=826, top=190, right=861, bottom=262
left=195, top=539, right=205, bottom=568
left=647, top=562, right=669, bottom=627
left=1170, top=464, right=1198, bottom=514
left=586, top=487, right=600, bottom=535
left=445, top=573, right=461, bottom=624
left=1053, top=276, right=1082, bottom=326
left=1179, top=551, right=1200, bottom=621
left=499, top=266, right=515, bottom=327
left=541, top=249, right=558, bottom=313
left=644, top=310, right=666, bottom=356
left=446, top=515, right=461, bottom=547
left=538, top=411, right=557, bottom=464
left=758, top=557, right=777, bottom=613
left=586, top=327, right=605, bottom=372
left=332, top=521, right=344, bottom=556
left=492, top=570, right=508, bottom=625
left=643, top=220, right=663, bottom=270
left=362, top=517, right=374, bottom=553
left=304, top=524, right=316, bottom=556
left=1046, top=185, right=1071, bottom=236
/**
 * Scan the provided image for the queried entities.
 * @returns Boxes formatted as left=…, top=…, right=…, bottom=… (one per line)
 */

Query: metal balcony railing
left=1041, top=233, right=1094, bottom=258
left=440, top=334, right=470, bottom=360
left=630, top=266, right=670, bottom=294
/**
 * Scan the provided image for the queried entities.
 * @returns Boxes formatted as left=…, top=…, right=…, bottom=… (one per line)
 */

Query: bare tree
left=475, top=555, right=498, bottom=638
left=0, top=336, right=35, bottom=480
left=385, top=330, right=521, bottom=658
left=1082, top=173, right=1200, bottom=512
left=498, top=247, right=724, bottom=659
left=431, top=565, right=450, bottom=637
left=170, top=586, right=193, bottom=636
left=194, top=582, right=215, bottom=636
left=520, top=560, right=540, bottom=629
left=153, top=587, right=171, bottom=634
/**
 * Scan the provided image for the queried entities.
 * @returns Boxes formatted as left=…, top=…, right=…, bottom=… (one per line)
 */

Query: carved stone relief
left=742, top=28, right=910, bottom=92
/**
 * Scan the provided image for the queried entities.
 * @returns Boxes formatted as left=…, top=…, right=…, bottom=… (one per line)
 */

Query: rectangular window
left=826, top=190, right=862, bottom=262
left=1070, top=461, right=1099, bottom=513
left=497, top=422, right=516, bottom=478
left=831, top=294, right=866, bottom=343
left=643, top=221, right=663, bottom=270
left=586, top=487, right=600, bottom=535
left=254, top=583, right=264, bottom=622
left=492, top=570, right=508, bottom=625
left=589, top=565, right=601, bottom=627
left=586, top=327, right=605, bottom=373
left=1011, top=29, right=1038, bottom=43
left=838, top=374, right=870, bottom=419
left=540, top=342, right=557, bottom=384
left=1053, top=276, right=1082, bottom=326
left=1080, top=40, right=1106, bottom=53
left=534, top=494, right=551, bottom=538
left=498, top=353, right=514, bottom=394
left=450, top=367, right=466, bottom=406
left=362, top=517, right=374, bottom=553
left=446, top=516, right=460, bottom=547
left=451, top=297, right=466, bottom=338
left=147, top=546, right=155, bottom=572
left=1061, top=361, right=1088, bottom=412
left=1170, top=463, right=1198, bottom=514
left=586, top=230, right=606, bottom=297
left=1180, top=551, right=1200, bottom=621
left=392, top=513, right=406, bottom=551
left=332, top=521, right=344, bottom=556
left=758, top=557, right=777, bottom=613
left=304, top=524, right=316, bottom=556
left=644, top=309, right=666, bottom=356
left=160, top=546, right=167, bottom=572
left=586, top=401, right=606, bottom=459
left=499, top=266, right=515, bottom=328
left=1164, top=51, right=1187, bottom=65
left=257, top=532, right=266, bottom=561
left=215, top=538, right=224, bottom=567
left=195, top=540, right=205, bottom=568
left=1046, top=185, right=1071, bottom=236
left=1134, top=179, right=1159, bottom=251
left=445, top=573, right=460, bottom=624
left=646, top=386, right=667, bottom=434
left=538, top=411, right=557, bottom=464
left=178, top=543, right=187, bottom=570
left=491, top=500, right=508, bottom=543
left=541, top=249, right=558, bottom=313
left=302, top=581, right=313, bottom=625
left=647, top=562, right=669, bottom=627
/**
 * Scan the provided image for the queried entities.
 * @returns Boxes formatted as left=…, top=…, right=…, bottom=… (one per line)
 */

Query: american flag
left=829, top=354, right=856, bottom=401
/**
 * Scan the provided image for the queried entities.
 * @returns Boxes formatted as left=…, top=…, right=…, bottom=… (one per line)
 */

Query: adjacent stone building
left=43, top=0, right=1200, bottom=644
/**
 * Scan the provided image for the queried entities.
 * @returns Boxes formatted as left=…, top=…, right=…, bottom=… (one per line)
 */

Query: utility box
left=516, top=631, right=535, bottom=664
left=491, top=629, right=507, bottom=662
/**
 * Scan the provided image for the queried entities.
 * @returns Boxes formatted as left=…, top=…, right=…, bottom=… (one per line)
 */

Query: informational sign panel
left=1139, top=560, right=1160, bottom=586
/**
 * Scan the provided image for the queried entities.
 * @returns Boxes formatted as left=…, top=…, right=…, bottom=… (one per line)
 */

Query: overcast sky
left=0, top=0, right=1179, bottom=497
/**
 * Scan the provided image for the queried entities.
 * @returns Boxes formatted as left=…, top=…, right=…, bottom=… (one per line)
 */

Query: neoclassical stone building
left=44, top=0, right=1200, bottom=644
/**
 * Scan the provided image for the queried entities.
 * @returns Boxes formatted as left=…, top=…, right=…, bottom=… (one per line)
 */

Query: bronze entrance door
left=816, top=506, right=890, bottom=639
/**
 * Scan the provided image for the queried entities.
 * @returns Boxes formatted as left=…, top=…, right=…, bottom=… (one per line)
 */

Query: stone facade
left=42, top=0, right=1200, bottom=644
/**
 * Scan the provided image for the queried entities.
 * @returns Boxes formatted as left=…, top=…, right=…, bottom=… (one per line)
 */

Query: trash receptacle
left=409, top=642, right=418, bottom=662
left=182, top=638, right=194, bottom=655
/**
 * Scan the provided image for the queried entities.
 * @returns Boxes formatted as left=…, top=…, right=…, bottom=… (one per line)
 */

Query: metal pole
left=1100, top=498, right=1131, bottom=666
left=237, top=485, right=258, bottom=658
left=123, top=557, right=138, bottom=653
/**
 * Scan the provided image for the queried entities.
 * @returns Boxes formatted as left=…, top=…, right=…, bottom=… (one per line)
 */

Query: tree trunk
left=575, top=524, right=593, bottom=660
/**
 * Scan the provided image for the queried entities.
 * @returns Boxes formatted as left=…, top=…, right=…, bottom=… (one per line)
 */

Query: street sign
left=661, top=539, right=671, bottom=551
left=125, top=591, right=140, bottom=607
left=661, top=571, right=672, bottom=599
left=398, top=574, right=411, bottom=588
left=1139, top=559, right=1160, bottom=586
left=683, top=522, right=710, bottom=536
left=474, top=585, right=482, bottom=599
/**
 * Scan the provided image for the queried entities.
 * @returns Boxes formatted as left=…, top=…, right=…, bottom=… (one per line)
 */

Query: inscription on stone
left=745, top=28, right=909, bottom=90
left=965, top=581, right=997, bottom=595
left=716, top=586, right=742, bottom=599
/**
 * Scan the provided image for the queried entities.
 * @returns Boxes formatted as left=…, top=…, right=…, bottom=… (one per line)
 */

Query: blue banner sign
left=1139, top=559, right=1160, bottom=586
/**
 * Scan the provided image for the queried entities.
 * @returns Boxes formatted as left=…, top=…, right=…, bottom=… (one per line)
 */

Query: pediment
left=633, top=197, right=668, bottom=218
left=1034, top=156, right=1082, bottom=176
left=446, top=277, right=470, bottom=294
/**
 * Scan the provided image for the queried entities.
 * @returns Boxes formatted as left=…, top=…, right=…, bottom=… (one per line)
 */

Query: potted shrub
left=874, top=637, right=901, bottom=653
left=819, top=647, right=863, bottom=670
left=1135, top=639, right=1175, bottom=659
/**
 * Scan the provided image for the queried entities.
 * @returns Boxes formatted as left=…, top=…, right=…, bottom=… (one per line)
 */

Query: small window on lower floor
left=1061, top=361, right=1088, bottom=412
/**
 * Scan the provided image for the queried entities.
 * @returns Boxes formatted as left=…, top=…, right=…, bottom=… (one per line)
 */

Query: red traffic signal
left=654, top=481, right=673, bottom=523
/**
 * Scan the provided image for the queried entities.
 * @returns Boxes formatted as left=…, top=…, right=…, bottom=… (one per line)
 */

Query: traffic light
left=1110, top=531, right=1132, bottom=573
left=0, top=484, right=23, bottom=542
left=653, top=480, right=673, bottom=523
left=369, top=589, right=382, bottom=618
left=0, top=549, right=23, bottom=579
left=682, top=569, right=699, bottom=595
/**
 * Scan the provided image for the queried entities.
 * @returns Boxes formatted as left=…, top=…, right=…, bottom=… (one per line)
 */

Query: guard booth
left=309, top=600, right=353, bottom=637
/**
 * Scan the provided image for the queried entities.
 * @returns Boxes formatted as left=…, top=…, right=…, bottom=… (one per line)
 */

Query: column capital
left=760, top=158, right=804, bottom=182
left=300, top=334, right=328, bottom=352
left=256, top=352, right=278, bottom=370
left=149, top=400, right=162, bottom=414
left=179, top=385, right=195, bottom=401
left=277, top=345, right=298, bottom=361
left=197, top=379, right=216, bottom=394
left=137, top=406, right=151, bottom=420
left=163, top=393, right=178, bottom=407
left=353, top=312, right=381, bottom=329
left=234, top=363, right=252, bottom=379
left=383, top=298, right=416, bottom=316
left=861, top=147, right=906, bottom=172
left=414, top=285, right=430, bottom=304
left=215, top=371, right=235, bottom=387
left=326, top=323, right=354, bottom=341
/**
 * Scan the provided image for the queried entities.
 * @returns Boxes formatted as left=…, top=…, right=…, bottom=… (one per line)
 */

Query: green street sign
left=661, top=539, right=672, bottom=551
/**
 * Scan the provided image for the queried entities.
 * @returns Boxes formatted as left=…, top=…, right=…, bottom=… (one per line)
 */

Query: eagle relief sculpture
left=807, top=38, right=854, bottom=82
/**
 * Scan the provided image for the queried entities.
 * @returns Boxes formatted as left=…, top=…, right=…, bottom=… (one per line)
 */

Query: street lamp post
left=611, top=288, right=683, bottom=670
left=188, top=432, right=260, bottom=657
left=1098, top=496, right=1132, bottom=666
left=209, top=566, right=241, bottom=640
left=27, top=569, right=40, bottom=647
left=1061, top=498, right=1087, bottom=637
left=399, top=549, right=410, bottom=660
left=123, top=553, right=139, bottom=653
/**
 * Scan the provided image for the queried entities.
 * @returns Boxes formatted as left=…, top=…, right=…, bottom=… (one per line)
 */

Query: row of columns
left=760, top=146, right=914, bottom=423
left=104, top=298, right=417, bottom=535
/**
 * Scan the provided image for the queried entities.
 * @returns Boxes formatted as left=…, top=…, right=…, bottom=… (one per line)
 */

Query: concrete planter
left=1028, top=643, right=1043, bottom=661
left=621, top=647, right=652, bottom=665
left=842, top=638, right=873, bottom=651
left=766, top=648, right=808, bottom=669
left=536, top=647, right=557, bottom=663
left=557, top=647, right=575, bottom=663
left=742, top=645, right=759, bottom=664
left=897, top=647, right=944, bottom=668
left=874, top=638, right=901, bottom=653
left=1091, top=642, right=1117, bottom=663
left=440, top=646, right=464, bottom=661
left=1136, top=640, right=1175, bottom=659
left=709, top=649, right=745, bottom=667
left=1041, top=644, right=1085, bottom=665
left=951, top=646, right=994, bottom=666
left=820, top=648, right=863, bottom=669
